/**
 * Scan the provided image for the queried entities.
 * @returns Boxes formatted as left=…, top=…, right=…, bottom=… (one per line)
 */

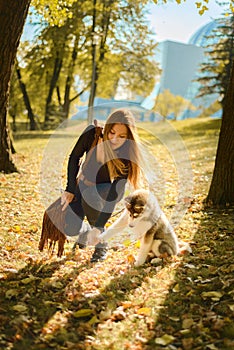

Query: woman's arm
left=65, top=125, right=95, bottom=194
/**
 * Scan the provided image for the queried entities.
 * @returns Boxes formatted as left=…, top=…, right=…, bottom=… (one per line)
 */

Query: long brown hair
left=102, top=109, right=141, bottom=189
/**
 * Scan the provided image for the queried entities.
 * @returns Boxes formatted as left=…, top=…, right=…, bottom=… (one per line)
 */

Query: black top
left=65, top=125, right=130, bottom=227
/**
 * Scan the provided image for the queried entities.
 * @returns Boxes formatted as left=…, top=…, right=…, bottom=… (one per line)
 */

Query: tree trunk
left=62, top=36, right=79, bottom=119
left=88, top=0, right=97, bottom=125
left=206, top=60, right=234, bottom=206
left=16, top=67, right=37, bottom=130
left=0, top=0, right=31, bottom=173
left=44, top=55, right=63, bottom=125
left=87, top=0, right=111, bottom=125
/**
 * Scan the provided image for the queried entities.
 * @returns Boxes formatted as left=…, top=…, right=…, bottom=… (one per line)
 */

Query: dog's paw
left=134, top=258, right=145, bottom=267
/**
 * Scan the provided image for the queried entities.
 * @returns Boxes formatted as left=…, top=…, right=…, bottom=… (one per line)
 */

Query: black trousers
left=64, top=181, right=112, bottom=248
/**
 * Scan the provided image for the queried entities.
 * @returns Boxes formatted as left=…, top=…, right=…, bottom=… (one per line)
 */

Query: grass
left=1, top=117, right=234, bottom=350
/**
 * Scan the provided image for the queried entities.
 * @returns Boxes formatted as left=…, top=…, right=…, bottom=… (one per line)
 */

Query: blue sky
left=22, top=1, right=226, bottom=43
left=148, top=0, right=225, bottom=44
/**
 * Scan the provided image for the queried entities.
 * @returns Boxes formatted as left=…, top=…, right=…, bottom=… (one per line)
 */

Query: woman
left=61, top=109, right=142, bottom=262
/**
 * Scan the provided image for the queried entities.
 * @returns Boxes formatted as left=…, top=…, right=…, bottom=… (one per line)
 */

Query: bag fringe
left=39, top=198, right=67, bottom=257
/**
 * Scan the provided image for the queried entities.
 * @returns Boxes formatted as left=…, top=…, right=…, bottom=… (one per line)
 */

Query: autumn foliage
left=0, top=118, right=234, bottom=349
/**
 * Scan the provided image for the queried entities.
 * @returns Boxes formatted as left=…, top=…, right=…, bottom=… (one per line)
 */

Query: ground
left=0, top=118, right=234, bottom=350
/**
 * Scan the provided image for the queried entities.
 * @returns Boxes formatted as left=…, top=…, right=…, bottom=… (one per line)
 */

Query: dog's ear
left=124, top=196, right=130, bottom=203
left=124, top=196, right=131, bottom=209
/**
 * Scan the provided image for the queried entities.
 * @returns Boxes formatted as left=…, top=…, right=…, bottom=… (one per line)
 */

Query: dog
left=97, top=189, right=179, bottom=266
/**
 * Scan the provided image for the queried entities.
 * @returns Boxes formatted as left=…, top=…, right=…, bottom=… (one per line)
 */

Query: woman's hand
left=87, top=228, right=102, bottom=246
left=61, top=191, right=74, bottom=211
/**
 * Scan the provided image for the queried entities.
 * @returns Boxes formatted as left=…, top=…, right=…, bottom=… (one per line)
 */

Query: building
left=72, top=20, right=222, bottom=121
left=143, top=20, right=222, bottom=119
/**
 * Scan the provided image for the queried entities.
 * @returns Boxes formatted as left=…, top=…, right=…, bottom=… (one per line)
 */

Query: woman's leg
left=81, top=183, right=111, bottom=262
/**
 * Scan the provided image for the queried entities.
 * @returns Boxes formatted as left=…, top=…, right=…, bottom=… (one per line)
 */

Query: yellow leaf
left=28, top=225, right=38, bottom=233
left=121, top=301, right=133, bottom=310
left=65, top=261, right=76, bottom=266
left=51, top=281, right=63, bottom=289
left=155, top=334, right=175, bottom=346
left=172, top=283, right=180, bottom=292
left=182, top=318, right=194, bottom=329
left=134, top=240, right=141, bottom=248
left=123, top=239, right=131, bottom=247
left=195, top=2, right=201, bottom=8
left=5, top=289, right=18, bottom=299
left=88, top=315, right=99, bottom=325
left=199, top=7, right=207, bottom=15
left=12, top=304, right=28, bottom=312
left=21, top=275, right=37, bottom=284
left=201, top=291, right=223, bottom=300
left=12, top=225, right=21, bottom=233
left=202, top=5, right=208, bottom=12
left=127, top=254, right=135, bottom=264
left=73, top=309, right=93, bottom=318
left=5, top=246, right=15, bottom=252
left=137, top=307, right=151, bottom=316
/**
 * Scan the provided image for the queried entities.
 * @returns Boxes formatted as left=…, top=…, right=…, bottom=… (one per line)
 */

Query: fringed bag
left=39, top=121, right=103, bottom=257
left=39, top=198, right=67, bottom=257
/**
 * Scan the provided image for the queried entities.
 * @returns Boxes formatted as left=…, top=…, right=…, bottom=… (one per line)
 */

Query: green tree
left=11, top=0, right=158, bottom=127
left=14, top=1, right=91, bottom=128
left=197, top=10, right=234, bottom=108
left=153, top=89, right=196, bottom=120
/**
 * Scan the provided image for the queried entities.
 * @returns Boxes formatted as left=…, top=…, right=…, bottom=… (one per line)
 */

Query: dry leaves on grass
left=1, top=119, right=234, bottom=350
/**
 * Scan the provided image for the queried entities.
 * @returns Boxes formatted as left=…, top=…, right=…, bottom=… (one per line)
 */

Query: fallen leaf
left=121, top=301, right=133, bottom=310
left=12, top=225, right=22, bottom=233
left=137, top=307, right=151, bottom=316
left=134, top=240, right=141, bottom=248
left=172, top=283, right=180, bottom=292
left=5, top=289, right=18, bottom=299
left=88, top=315, right=99, bottom=325
left=201, top=291, right=223, bottom=301
left=12, top=304, right=28, bottom=312
left=73, top=309, right=94, bottom=318
left=155, top=334, right=175, bottom=346
left=127, top=254, right=135, bottom=264
left=123, top=239, right=131, bottom=247
left=21, top=275, right=38, bottom=284
left=206, top=344, right=219, bottom=350
left=182, top=318, right=194, bottom=329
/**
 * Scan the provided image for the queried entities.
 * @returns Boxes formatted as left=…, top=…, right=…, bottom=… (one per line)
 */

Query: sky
left=147, top=0, right=225, bottom=44
left=22, top=1, right=226, bottom=43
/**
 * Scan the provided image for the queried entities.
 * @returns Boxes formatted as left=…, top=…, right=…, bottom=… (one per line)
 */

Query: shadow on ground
left=146, top=205, right=234, bottom=350
left=0, top=205, right=233, bottom=350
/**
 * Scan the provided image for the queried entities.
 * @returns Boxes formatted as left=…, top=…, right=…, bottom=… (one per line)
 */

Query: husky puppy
left=99, top=189, right=179, bottom=266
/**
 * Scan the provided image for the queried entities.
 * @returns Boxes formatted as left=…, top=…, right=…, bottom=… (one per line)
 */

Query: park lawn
left=0, top=117, right=234, bottom=350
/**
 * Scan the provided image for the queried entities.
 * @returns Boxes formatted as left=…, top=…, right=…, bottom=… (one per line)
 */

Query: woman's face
left=107, top=123, right=128, bottom=150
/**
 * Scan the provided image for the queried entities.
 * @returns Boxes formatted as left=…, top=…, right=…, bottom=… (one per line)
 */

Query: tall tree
left=16, top=64, right=38, bottom=130
left=197, top=12, right=234, bottom=108
left=206, top=59, right=234, bottom=205
left=0, top=0, right=31, bottom=173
